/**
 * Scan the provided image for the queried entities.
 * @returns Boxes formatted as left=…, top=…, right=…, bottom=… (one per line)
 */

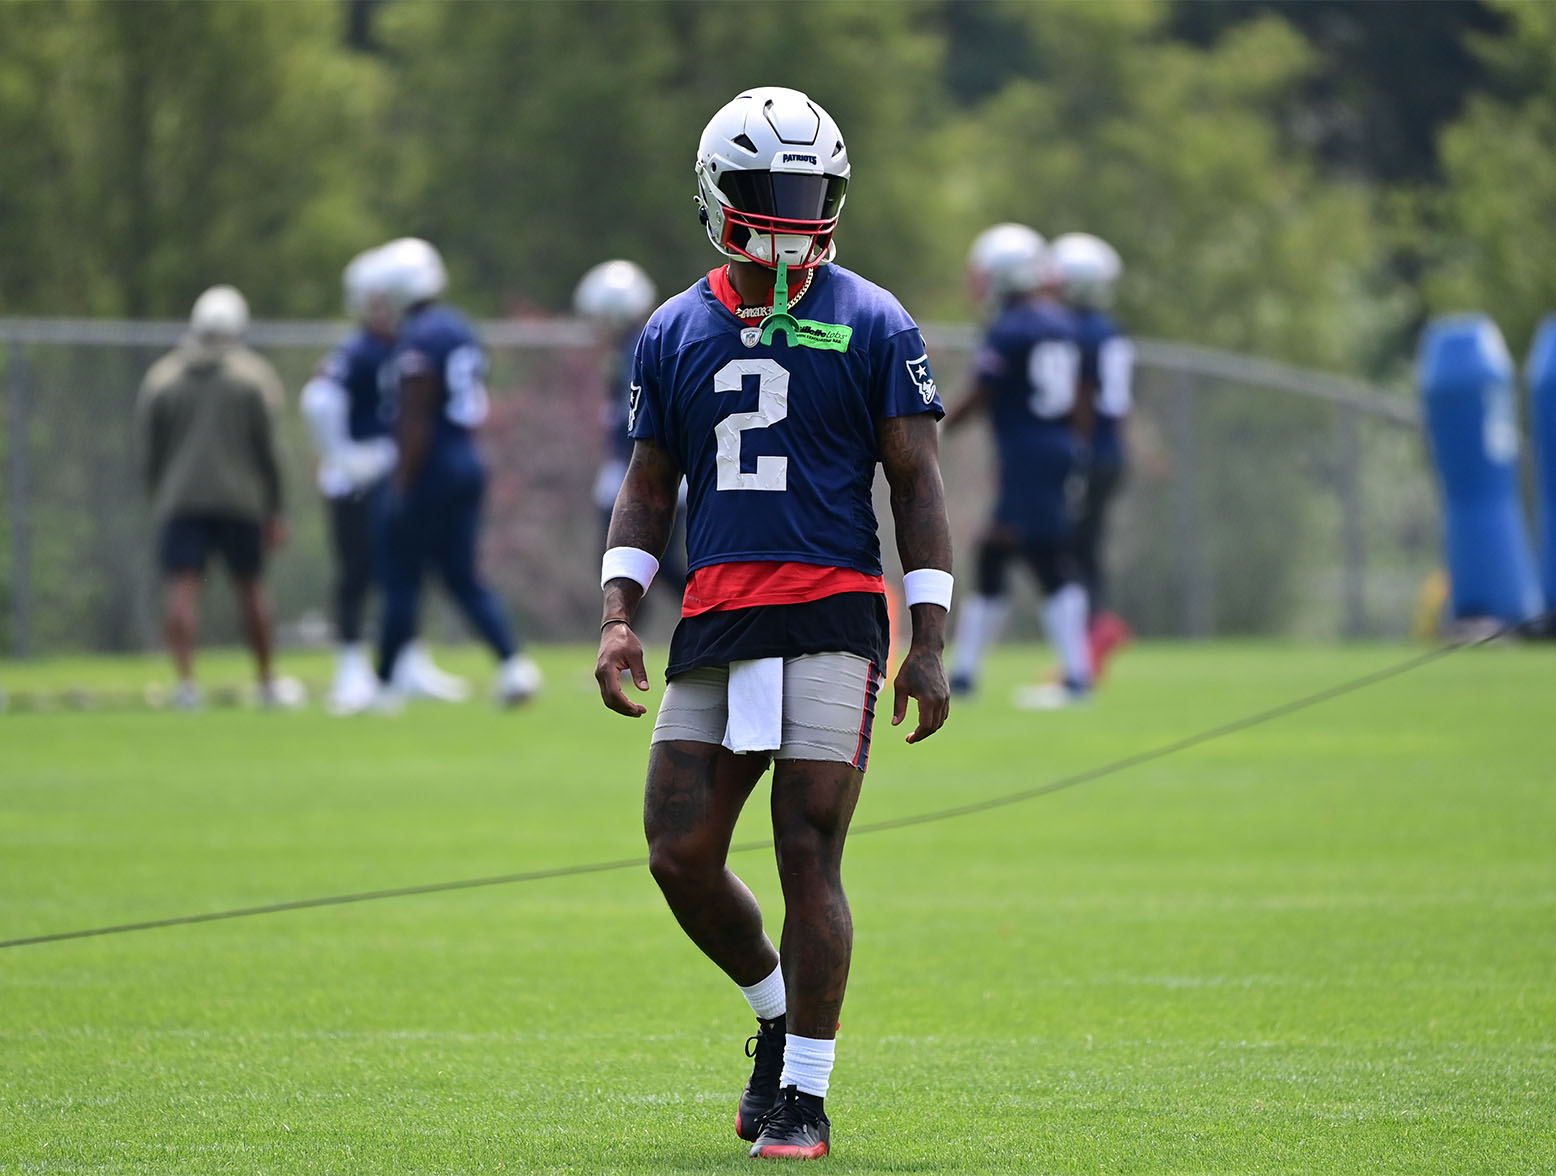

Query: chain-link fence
left=0, top=318, right=1433, bottom=657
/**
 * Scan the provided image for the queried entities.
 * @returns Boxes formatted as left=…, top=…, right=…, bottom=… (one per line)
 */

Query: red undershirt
left=682, top=267, right=884, bottom=618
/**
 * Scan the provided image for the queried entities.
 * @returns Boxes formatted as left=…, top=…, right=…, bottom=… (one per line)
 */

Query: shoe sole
left=735, top=1095, right=772, bottom=1142
left=750, top=1141, right=829, bottom=1159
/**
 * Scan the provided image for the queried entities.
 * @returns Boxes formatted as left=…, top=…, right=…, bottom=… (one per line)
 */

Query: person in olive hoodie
left=136, top=285, right=299, bottom=709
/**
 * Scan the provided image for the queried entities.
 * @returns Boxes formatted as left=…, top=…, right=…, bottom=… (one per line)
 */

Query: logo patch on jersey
left=794, top=321, right=853, bottom=352
left=627, top=382, right=643, bottom=431
left=740, top=327, right=762, bottom=349
left=905, top=353, right=938, bottom=404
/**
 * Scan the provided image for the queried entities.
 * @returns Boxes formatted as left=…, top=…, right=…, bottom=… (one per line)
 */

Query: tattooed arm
left=877, top=412, right=953, bottom=744
left=595, top=436, right=682, bottom=717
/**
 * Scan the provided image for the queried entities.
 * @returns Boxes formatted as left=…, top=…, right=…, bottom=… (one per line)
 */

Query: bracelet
left=601, top=545, right=660, bottom=591
left=903, top=567, right=954, bottom=610
left=601, top=618, right=633, bottom=632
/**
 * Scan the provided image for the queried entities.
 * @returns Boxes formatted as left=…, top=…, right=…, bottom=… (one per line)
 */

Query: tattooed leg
left=644, top=739, right=778, bottom=985
left=769, top=758, right=866, bottom=1039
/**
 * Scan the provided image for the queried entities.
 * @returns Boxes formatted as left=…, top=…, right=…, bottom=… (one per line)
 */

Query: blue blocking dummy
left=1527, top=315, right=1556, bottom=615
left=1418, top=314, right=1542, bottom=624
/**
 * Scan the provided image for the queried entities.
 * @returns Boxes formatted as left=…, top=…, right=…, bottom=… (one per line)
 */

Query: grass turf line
left=1, top=642, right=1552, bottom=1174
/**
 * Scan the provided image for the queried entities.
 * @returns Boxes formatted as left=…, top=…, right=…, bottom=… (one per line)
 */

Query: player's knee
left=646, top=837, right=720, bottom=896
left=771, top=808, right=844, bottom=880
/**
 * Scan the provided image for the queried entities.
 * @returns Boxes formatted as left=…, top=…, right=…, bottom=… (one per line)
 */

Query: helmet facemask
left=703, top=163, right=852, bottom=270
left=698, top=164, right=847, bottom=271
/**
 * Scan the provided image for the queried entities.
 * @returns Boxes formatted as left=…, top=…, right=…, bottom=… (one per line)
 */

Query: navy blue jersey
left=604, top=326, right=643, bottom=467
left=1073, top=308, right=1133, bottom=463
left=629, top=264, right=944, bottom=580
left=393, top=303, right=490, bottom=448
left=973, top=298, right=1084, bottom=541
left=318, top=328, right=394, bottom=442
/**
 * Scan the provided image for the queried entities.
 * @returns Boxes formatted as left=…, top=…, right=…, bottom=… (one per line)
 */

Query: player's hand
left=891, top=642, right=950, bottom=744
left=595, top=621, right=651, bottom=718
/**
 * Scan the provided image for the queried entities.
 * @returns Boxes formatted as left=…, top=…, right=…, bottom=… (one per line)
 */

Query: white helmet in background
left=573, top=260, right=657, bottom=330
left=1049, top=233, right=1123, bottom=309
left=967, top=224, right=1047, bottom=310
left=189, top=285, right=249, bottom=341
left=374, top=237, right=448, bottom=316
left=343, top=247, right=381, bottom=319
left=694, top=87, right=850, bottom=270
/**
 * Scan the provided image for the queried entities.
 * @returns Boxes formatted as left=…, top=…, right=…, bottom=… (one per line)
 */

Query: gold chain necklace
left=731, top=268, right=813, bottom=319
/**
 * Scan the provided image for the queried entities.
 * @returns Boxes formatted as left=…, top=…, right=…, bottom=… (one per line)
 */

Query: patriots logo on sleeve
left=905, top=353, right=938, bottom=404
left=627, top=382, right=642, bottom=432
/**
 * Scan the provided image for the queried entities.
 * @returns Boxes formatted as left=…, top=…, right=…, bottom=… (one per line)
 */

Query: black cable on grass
left=0, top=621, right=1532, bottom=951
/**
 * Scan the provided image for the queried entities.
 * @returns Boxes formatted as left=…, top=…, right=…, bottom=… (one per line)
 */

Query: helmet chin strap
left=759, top=259, right=800, bottom=347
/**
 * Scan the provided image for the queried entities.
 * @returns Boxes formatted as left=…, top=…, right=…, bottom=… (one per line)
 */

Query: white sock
left=779, top=1034, right=835, bottom=1099
left=1042, top=583, right=1092, bottom=687
left=951, top=594, right=1009, bottom=680
left=738, top=961, right=786, bottom=1021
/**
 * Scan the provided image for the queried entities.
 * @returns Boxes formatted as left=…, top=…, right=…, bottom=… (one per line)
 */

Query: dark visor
left=720, top=170, right=847, bottom=222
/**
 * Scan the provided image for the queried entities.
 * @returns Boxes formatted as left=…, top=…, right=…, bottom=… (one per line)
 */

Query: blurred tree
left=1414, top=2, right=1556, bottom=355
left=0, top=0, right=387, bottom=318
left=1169, top=0, right=1506, bottom=184
left=375, top=0, right=949, bottom=315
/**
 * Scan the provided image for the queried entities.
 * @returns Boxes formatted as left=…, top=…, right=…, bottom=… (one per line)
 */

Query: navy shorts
left=159, top=514, right=264, bottom=580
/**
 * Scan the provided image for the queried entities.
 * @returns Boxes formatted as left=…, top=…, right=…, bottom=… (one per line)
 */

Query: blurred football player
left=573, top=260, right=688, bottom=604
left=135, top=286, right=302, bottom=709
left=301, top=247, right=469, bottom=714
left=1051, top=232, right=1134, bottom=678
left=593, top=88, right=952, bottom=1160
left=943, top=224, right=1092, bottom=707
left=372, top=237, right=542, bottom=707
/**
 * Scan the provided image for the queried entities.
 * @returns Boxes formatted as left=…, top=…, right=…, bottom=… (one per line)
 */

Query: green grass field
left=2, top=642, right=1552, bottom=1174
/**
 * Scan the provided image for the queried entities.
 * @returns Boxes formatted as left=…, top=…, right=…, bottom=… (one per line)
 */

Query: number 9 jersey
left=392, top=302, right=491, bottom=447
left=629, top=264, right=944, bottom=586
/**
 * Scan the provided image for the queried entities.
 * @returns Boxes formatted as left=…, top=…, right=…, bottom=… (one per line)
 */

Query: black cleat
left=749, top=1085, right=830, bottom=1160
left=735, top=1014, right=786, bottom=1142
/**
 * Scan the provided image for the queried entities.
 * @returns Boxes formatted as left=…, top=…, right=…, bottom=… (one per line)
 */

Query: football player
left=593, top=88, right=952, bottom=1160
left=943, top=224, right=1093, bottom=707
left=1050, top=232, right=1134, bottom=678
left=372, top=237, right=542, bottom=707
left=301, top=247, right=469, bottom=713
left=573, top=260, right=687, bottom=604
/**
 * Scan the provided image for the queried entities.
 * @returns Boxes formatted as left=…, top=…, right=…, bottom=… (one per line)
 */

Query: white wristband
left=903, top=568, right=954, bottom=610
left=601, top=546, right=660, bottom=592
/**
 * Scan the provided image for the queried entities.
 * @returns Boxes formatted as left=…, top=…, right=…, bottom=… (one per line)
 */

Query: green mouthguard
left=759, top=259, right=801, bottom=347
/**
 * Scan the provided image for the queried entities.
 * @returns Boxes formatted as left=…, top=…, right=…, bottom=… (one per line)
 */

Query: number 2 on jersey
left=714, top=358, right=789, bottom=491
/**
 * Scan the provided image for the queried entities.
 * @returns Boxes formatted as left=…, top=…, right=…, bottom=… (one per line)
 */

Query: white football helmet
left=342, top=246, right=399, bottom=334
left=374, top=237, right=448, bottom=316
left=343, top=247, right=380, bottom=319
left=573, top=260, right=657, bottom=330
left=1049, top=233, right=1123, bottom=309
left=695, top=87, right=850, bottom=270
left=189, top=285, right=249, bottom=340
left=967, top=224, right=1047, bottom=310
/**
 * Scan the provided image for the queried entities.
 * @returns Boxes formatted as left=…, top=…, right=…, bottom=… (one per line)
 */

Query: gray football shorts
left=651, top=651, right=886, bottom=771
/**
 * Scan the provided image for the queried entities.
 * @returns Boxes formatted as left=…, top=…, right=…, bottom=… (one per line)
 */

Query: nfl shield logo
left=740, top=327, right=762, bottom=349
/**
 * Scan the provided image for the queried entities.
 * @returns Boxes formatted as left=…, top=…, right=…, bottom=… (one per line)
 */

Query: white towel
left=723, top=657, right=784, bottom=754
